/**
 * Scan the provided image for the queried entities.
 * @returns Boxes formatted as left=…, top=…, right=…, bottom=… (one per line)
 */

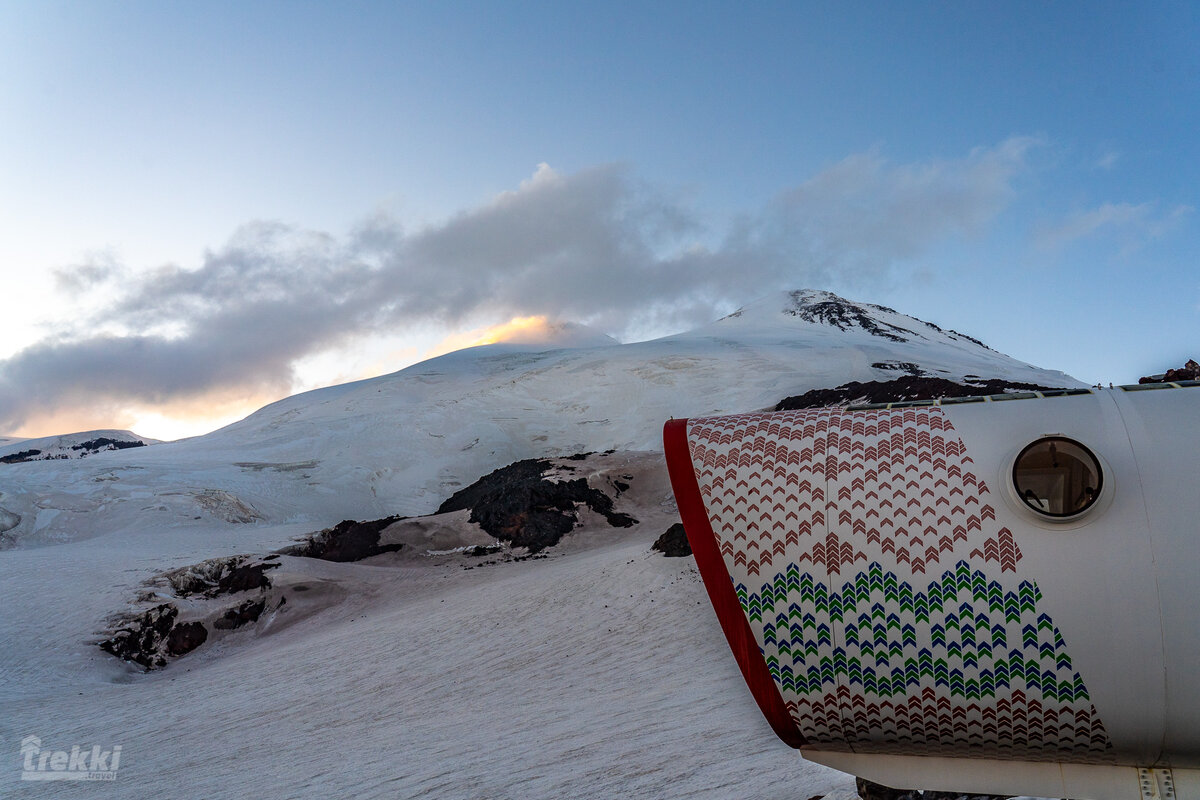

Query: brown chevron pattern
left=685, top=406, right=1114, bottom=760
left=688, top=409, right=1022, bottom=577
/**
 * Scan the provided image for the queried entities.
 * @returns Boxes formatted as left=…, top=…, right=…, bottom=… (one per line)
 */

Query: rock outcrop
left=0, top=449, right=44, bottom=464
left=652, top=523, right=692, bottom=557
left=99, top=604, right=216, bottom=669
left=99, top=555, right=284, bottom=670
left=1140, top=359, right=1200, bottom=384
left=437, top=459, right=637, bottom=553
left=71, top=437, right=145, bottom=452
left=776, top=376, right=1063, bottom=410
left=278, top=516, right=405, bottom=562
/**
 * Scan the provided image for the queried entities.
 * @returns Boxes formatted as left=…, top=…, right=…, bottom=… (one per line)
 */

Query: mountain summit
left=0, top=290, right=1080, bottom=545
left=0, top=289, right=1085, bottom=799
left=720, top=289, right=991, bottom=350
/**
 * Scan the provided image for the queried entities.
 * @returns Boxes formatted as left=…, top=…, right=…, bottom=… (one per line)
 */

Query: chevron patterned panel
left=687, top=407, right=1114, bottom=760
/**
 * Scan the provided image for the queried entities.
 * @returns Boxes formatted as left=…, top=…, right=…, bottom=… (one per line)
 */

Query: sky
left=0, top=0, right=1197, bottom=441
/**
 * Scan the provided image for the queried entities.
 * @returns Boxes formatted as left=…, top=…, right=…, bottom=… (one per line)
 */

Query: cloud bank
left=1, top=139, right=1036, bottom=434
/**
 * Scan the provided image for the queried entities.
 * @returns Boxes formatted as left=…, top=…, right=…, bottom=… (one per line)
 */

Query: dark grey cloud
left=1, top=141, right=1035, bottom=432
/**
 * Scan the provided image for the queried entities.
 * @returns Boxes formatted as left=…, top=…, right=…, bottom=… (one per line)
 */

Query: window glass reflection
left=1012, top=437, right=1102, bottom=517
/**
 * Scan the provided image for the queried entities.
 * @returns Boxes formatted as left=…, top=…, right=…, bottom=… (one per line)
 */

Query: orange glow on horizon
left=10, top=390, right=285, bottom=443
left=425, top=315, right=555, bottom=358
left=5, top=317, right=564, bottom=442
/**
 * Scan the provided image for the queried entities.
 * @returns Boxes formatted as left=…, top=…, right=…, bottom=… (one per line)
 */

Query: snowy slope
left=0, top=523, right=857, bottom=799
left=0, top=452, right=858, bottom=799
left=0, top=290, right=1080, bottom=547
left=0, top=289, right=1084, bottom=798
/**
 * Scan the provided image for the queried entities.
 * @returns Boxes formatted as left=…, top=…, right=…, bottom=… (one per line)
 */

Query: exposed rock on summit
left=776, top=376, right=1064, bottom=410
left=725, top=290, right=995, bottom=351
left=788, top=294, right=916, bottom=342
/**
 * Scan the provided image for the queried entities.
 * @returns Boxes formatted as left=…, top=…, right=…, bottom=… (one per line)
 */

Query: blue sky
left=1, top=1, right=1197, bottom=439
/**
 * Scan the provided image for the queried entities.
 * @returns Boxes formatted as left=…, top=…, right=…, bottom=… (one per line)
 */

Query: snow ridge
left=0, top=289, right=1080, bottom=798
left=0, top=290, right=1080, bottom=547
left=0, top=429, right=154, bottom=464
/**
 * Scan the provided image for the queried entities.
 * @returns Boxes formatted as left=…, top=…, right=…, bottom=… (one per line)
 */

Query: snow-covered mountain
left=0, top=290, right=1081, bottom=799
left=0, top=290, right=1079, bottom=547
left=0, top=429, right=153, bottom=464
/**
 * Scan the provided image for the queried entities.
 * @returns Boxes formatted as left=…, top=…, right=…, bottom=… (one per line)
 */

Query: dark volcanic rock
left=776, top=376, right=1064, bottom=410
left=1140, top=358, right=1199, bottom=384
left=279, top=516, right=405, bottom=562
left=437, top=459, right=550, bottom=513
left=871, top=361, right=925, bottom=376
left=791, top=297, right=915, bottom=342
left=166, top=621, right=208, bottom=656
left=438, top=459, right=637, bottom=553
left=0, top=449, right=42, bottom=464
left=71, top=437, right=145, bottom=452
left=1, top=437, right=145, bottom=465
left=212, top=599, right=267, bottom=630
left=99, top=606, right=212, bottom=669
left=217, top=562, right=277, bottom=593
left=99, top=603, right=179, bottom=670
left=166, top=555, right=280, bottom=597
left=652, top=523, right=692, bottom=557
left=101, top=555, right=280, bottom=669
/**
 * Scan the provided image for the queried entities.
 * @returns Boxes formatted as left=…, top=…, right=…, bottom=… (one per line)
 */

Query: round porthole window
left=1012, top=437, right=1103, bottom=518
